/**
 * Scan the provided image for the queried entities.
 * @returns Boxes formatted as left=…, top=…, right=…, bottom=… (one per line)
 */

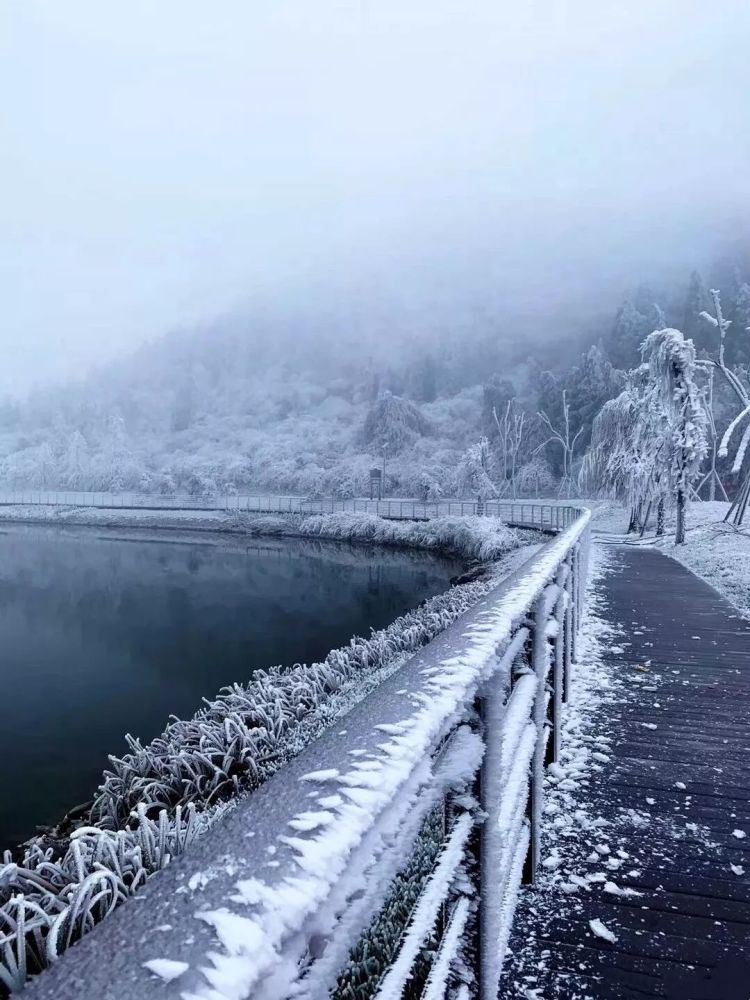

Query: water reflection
left=0, top=525, right=460, bottom=849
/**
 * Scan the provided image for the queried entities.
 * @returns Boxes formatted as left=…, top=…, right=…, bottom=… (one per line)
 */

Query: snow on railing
left=19, top=505, right=591, bottom=1000
left=0, top=488, right=578, bottom=529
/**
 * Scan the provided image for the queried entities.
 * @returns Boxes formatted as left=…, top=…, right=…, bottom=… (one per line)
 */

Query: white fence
left=0, top=489, right=579, bottom=530
left=22, top=503, right=591, bottom=1000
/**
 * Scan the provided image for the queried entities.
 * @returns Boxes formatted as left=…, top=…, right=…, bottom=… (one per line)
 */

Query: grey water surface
left=0, top=524, right=462, bottom=850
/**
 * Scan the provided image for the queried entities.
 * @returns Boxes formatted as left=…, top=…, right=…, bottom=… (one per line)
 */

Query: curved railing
left=20, top=503, right=591, bottom=1000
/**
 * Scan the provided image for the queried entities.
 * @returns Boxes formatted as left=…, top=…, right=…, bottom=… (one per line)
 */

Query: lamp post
left=381, top=444, right=388, bottom=499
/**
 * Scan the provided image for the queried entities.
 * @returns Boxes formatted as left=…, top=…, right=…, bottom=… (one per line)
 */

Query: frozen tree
left=61, top=430, right=91, bottom=489
left=641, top=329, right=709, bottom=544
left=491, top=399, right=525, bottom=498
left=515, top=455, right=555, bottom=498
left=701, top=288, right=750, bottom=524
left=682, top=270, right=711, bottom=349
left=419, top=470, right=444, bottom=502
left=693, top=369, right=728, bottom=502
left=363, top=391, right=430, bottom=452
left=482, top=375, right=514, bottom=433
left=580, top=372, right=665, bottom=533
left=92, top=414, right=146, bottom=490
left=455, top=438, right=498, bottom=500
left=534, top=389, right=584, bottom=498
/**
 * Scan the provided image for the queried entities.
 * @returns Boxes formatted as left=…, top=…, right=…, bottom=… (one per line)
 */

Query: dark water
left=0, top=525, right=461, bottom=850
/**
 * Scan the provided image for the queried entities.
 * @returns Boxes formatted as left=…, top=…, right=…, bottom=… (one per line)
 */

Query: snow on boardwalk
left=504, top=544, right=750, bottom=999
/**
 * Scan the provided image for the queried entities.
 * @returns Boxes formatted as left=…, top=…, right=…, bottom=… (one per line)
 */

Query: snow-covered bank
left=0, top=505, right=528, bottom=564
left=296, top=511, right=527, bottom=561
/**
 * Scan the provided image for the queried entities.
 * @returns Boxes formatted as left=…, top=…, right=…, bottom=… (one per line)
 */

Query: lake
left=0, top=524, right=462, bottom=851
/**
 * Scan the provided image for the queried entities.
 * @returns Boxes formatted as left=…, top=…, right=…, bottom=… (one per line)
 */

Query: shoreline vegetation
left=0, top=505, right=536, bottom=562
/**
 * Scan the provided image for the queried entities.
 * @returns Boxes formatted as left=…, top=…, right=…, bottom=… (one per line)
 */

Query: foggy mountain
left=4, top=1, right=750, bottom=497
left=2, top=244, right=749, bottom=499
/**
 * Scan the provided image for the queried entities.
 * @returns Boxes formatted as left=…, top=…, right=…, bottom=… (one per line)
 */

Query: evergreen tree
left=607, top=299, right=650, bottom=368
left=682, top=270, right=711, bottom=350
left=565, top=346, right=623, bottom=451
left=403, top=354, right=440, bottom=403
left=726, top=282, right=750, bottom=366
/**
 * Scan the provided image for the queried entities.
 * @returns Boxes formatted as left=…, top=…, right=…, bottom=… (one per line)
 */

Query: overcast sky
left=2, top=1, right=749, bottom=394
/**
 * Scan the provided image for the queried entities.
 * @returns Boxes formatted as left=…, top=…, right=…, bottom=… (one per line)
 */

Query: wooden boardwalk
left=504, top=545, right=750, bottom=999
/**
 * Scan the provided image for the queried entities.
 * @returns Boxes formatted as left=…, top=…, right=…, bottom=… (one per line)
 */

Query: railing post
left=549, top=566, right=567, bottom=763
left=570, top=544, right=580, bottom=663
left=563, top=552, right=574, bottom=704
left=478, top=671, right=506, bottom=1000
left=525, top=593, right=548, bottom=883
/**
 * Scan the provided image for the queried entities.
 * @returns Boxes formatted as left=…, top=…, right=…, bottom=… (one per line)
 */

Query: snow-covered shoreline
left=0, top=504, right=533, bottom=564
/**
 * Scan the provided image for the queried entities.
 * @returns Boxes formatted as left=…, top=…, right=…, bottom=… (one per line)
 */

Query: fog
left=2, top=0, right=749, bottom=394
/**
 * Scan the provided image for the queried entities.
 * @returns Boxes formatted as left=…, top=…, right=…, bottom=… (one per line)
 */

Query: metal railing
left=23, top=504, right=591, bottom=1000
left=0, top=489, right=579, bottom=530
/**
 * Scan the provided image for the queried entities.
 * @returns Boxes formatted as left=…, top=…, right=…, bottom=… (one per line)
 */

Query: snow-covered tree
left=641, top=329, right=709, bottom=544
left=682, top=270, right=711, bottom=349
left=693, top=369, right=728, bottom=502
left=701, top=288, right=750, bottom=524
left=535, top=389, right=583, bottom=498
left=515, top=454, right=556, bottom=498
left=491, top=398, right=525, bottom=498
left=61, top=430, right=91, bottom=488
left=418, top=470, right=444, bottom=502
left=581, top=362, right=672, bottom=533
left=455, top=437, right=498, bottom=500
left=88, top=414, right=147, bottom=490
left=362, top=390, right=430, bottom=452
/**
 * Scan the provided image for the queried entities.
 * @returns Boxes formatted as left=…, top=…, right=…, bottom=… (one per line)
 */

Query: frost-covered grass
left=0, top=505, right=525, bottom=564
left=0, top=513, right=536, bottom=995
left=297, top=512, right=524, bottom=562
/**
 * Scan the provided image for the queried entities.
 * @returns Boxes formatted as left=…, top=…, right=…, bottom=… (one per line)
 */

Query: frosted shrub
left=297, top=513, right=520, bottom=562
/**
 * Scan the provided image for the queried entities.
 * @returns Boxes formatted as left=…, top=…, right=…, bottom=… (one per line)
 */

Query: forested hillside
left=2, top=250, right=749, bottom=499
